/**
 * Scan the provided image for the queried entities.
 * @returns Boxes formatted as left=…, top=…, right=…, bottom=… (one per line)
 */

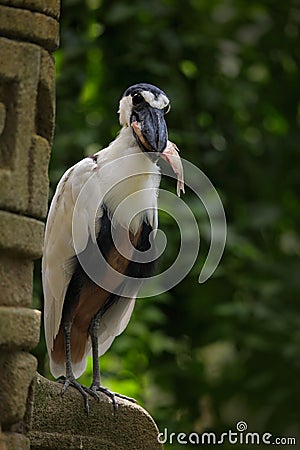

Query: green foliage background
left=33, top=0, right=300, bottom=447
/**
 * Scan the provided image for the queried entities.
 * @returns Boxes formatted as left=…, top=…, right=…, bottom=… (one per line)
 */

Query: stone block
left=0, top=255, right=33, bottom=307
left=0, top=425, right=8, bottom=450
left=29, top=374, right=163, bottom=450
left=0, top=38, right=40, bottom=214
left=0, top=103, right=5, bottom=136
left=28, top=136, right=51, bottom=219
left=0, top=0, right=60, bottom=20
left=0, top=211, right=44, bottom=259
left=0, top=307, right=40, bottom=351
left=27, top=50, right=54, bottom=218
left=36, top=49, right=56, bottom=145
left=0, top=5, right=59, bottom=52
left=2, top=433, right=29, bottom=450
left=0, top=39, right=55, bottom=219
left=0, top=352, right=37, bottom=426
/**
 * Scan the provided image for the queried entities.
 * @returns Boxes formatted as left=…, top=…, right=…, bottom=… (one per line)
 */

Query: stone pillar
left=0, top=0, right=60, bottom=448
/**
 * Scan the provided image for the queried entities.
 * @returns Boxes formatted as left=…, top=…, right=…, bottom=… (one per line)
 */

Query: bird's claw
left=58, top=376, right=99, bottom=415
left=114, top=392, right=137, bottom=403
left=57, top=377, right=136, bottom=415
left=90, top=384, right=137, bottom=412
left=93, top=385, right=118, bottom=410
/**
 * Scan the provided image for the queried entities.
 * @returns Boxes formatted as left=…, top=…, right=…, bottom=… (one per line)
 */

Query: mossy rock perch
left=29, top=373, right=163, bottom=450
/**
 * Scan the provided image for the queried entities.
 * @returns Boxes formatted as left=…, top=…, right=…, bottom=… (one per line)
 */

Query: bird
left=42, top=82, right=184, bottom=414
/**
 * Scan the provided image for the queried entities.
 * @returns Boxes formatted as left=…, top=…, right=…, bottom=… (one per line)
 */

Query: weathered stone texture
left=0, top=103, right=5, bottom=136
left=35, top=50, right=56, bottom=144
left=0, top=425, right=8, bottom=450
left=0, top=38, right=40, bottom=212
left=0, top=1, right=58, bottom=448
left=0, top=256, right=33, bottom=307
left=0, top=307, right=40, bottom=351
left=28, top=136, right=51, bottom=218
left=29, top=374, right=163, bottom=450
left=2, top=432, right=30, bottom=450
left=0, top=211, right=44, bottom=259
left=0, top=6, right=59, bottom=52
left=0, top=0, right=60, bottom=19
left=0, top=352, right=37, bottom=426
left=0, top=37, right=40, bottom=214
left=0, top=38, right=54, bottom=219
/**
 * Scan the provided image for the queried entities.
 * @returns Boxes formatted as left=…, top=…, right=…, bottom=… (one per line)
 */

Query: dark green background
left=33, top=0, right=300, bottom=448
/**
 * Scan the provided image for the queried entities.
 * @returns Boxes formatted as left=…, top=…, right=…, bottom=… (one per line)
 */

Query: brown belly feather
left=51, top=226, right=141, bottom=365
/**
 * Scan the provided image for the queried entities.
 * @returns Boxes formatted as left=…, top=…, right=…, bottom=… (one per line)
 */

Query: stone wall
left=0, top=0, right=59, bottom=448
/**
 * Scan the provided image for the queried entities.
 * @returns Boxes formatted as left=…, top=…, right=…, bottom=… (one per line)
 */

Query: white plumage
left=43, top=126, right=161, bottom=378
left=42, top=83, right=184, bottom=409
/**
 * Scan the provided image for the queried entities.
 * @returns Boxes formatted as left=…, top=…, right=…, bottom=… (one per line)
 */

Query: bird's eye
left=164, top=104, right=171, bottom=114
left=132, top=93, right=144, bottom=106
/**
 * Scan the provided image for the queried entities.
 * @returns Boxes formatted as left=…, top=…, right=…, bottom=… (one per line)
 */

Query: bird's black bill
left=131, top=106, right=168, bottom=160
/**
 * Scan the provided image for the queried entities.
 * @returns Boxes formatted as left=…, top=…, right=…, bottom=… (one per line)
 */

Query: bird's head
left=119, top=83, right=170, bottom=161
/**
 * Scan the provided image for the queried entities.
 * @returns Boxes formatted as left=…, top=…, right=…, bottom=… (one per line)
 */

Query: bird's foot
left=90, top=384, right=137, bottom=411
left=58, top=376, right=99, bottom=415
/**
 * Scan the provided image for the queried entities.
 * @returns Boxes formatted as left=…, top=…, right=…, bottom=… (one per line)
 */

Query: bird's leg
left=60, top=320, right=99, bottom=415
left=88, top=310, right=136, bottom=409
left=88, top=310, right=118, bottom=409
left=89, top=311, right=102, bottom=388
